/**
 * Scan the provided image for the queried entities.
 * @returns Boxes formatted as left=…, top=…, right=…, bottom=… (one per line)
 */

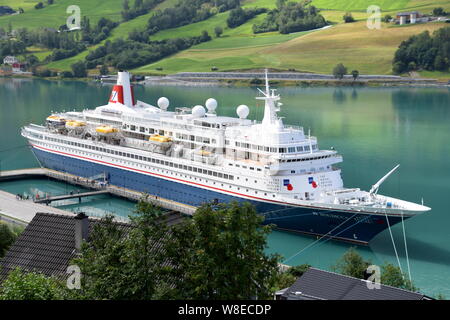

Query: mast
left=256, top=69, right=281, bottom=127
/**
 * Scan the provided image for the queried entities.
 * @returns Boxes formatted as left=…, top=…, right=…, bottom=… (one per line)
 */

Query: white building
left=3, top=56, right=18, bottom=65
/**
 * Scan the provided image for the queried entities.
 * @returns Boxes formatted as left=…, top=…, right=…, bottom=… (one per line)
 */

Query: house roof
left=397, top=11, right=420, bottom=16
left=281, top=268, right=429, bottom=300
left=0, top=211, right=185, bottom=281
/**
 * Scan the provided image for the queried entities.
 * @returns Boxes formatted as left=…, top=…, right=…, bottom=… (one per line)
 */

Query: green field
left=0, top=0, right=124, bottom=29
left=310, top=0, right=411, bottom=11
left=134, top=21, right=447, bottom=75
left=43, top=0, right=179, bottom=71
left=2, top=0, right=450, bottom=79
left=0, top=0, right=41, bottom=11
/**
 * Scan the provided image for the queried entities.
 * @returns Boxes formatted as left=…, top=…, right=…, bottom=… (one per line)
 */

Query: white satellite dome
left=205, top=98, right=217, bottom=113
left=236, top=105, right=249, bottom=119
left=192, top=105, right=206, bottom=118
left=157, top=97, right=169, bottom=110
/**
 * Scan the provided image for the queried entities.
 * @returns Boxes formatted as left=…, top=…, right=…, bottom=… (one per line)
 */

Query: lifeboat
left=66, top=120, right=86, bottom=129
left=46, top=115, right=66, bottom=126
left=149, top=134, right=172, bottom=143
left=96, top=125, right=118, bottom=134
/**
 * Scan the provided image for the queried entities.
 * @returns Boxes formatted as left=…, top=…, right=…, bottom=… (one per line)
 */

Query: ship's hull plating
left=31, top=147, right=408, bottom=244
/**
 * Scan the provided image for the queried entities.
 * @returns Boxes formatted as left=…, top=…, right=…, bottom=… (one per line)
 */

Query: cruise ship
left=21, top=71, right=430, bottom=244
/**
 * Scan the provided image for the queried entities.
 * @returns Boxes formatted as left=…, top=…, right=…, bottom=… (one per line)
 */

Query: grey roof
left=0, top=211, right=185, bottom=281
left=397, top=11, right=420, bottom=16
left=282, top=268, right=428, bottom=300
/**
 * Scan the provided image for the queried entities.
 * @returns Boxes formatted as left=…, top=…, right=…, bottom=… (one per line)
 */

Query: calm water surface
left=0, top=78, right=449, bottom=297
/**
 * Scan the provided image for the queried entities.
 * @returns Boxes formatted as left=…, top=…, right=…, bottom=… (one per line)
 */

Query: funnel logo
left=109, top=85, right=124, bottom=104
left=308, top=177, right=318, bottom=188
left=283, top=179, right=294, bottom=191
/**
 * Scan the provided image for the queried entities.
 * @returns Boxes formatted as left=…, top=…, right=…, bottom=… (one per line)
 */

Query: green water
left=1, top=78, right=449, bottom=297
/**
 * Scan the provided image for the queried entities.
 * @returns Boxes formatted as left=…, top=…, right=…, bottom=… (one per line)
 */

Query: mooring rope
left=283, top=212, right=359, bottom=264
left=384, top=212, right=404, bottom=276
left=401, top=211, right=412, bottom=282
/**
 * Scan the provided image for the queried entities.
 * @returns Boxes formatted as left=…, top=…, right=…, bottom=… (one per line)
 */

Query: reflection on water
left=1, top=79, right=449, bottom=296
left=332, top=88, right=347, bottom=104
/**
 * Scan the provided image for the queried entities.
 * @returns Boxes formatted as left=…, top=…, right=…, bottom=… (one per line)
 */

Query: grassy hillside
left=0, top=0, right=124, bottom=29
left=2, top=0, right=449, bottom=79
left=133, top=21, right=447, bottom=75
left=44, top=0, right=178, bottom=71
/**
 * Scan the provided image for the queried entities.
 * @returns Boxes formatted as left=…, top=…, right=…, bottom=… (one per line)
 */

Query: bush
left=0, top=222, right=17, bottom=257
left=333, top=63, right=347, bottom=80
left=253, top=3, right=326, bottom=34
left=71, top=61, right=87, bottom=78
left=227, top=7, right=266, bottom=29
left=250, top=78, right=263, bottom=85
left=0, top=268, right=65, bottom=300
left=214, top=26, right=223, bottom=38
left=34, top=2, right=44, bottom=10
left=383, top=14, right=392, bottom=23
left=343, top=12, right=355, bottom=23
left=60, top=71, right=73, bottom=78
left=433, top=7, right=447, bottom=16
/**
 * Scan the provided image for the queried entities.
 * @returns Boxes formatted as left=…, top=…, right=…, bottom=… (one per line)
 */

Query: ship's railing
left=26, top=124, right=46, bottom=131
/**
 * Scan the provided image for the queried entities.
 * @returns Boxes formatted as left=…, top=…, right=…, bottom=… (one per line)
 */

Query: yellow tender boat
left=96, top=125, right=118, bottom=134
left=149, top=134, right=172, bottom=143
left=66, top=120, right=86, bottom=128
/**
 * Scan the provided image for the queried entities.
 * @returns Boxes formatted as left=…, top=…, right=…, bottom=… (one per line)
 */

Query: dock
left=34, top=190, right=110, bottom=204
left=0, top=189, right=74, bottom=225
left=0, top=167, right=197, bottom=225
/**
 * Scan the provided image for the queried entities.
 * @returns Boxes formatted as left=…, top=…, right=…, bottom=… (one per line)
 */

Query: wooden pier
left=0, top=167, right=196, bottom=224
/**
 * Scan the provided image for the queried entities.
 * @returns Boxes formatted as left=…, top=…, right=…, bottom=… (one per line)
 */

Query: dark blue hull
left=31, top=146, right=408, bottom=244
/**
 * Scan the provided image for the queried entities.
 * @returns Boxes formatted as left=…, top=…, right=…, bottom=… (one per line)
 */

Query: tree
left=383, top=14, right=392, bottom=23
left=214, top=26, right=223, bottom=38
left=351, top=69, right=359, bottom=80
left=0, top=268, right=65, bottom=300
left=165, top=202, right=280, bottom=299
left=71, top=199, right=171, bottom=300
left=332, top=248, right=418, bottom=292
left=123, top=0, right=130, bottom=11
left=433, top=7, right=446, bottom=16
left=434, top=55, right=447, bottom=71
left=343, top=12, right=355, bottom=23
left=331, top=247, right=371, bottom=279
left=70, top=215, right=131, bottom=300
left=333, top=63, right=347, bottom=80
left=99, top=64, right=109, bottom=75
left=71, top=61, right=87, bottom=77
left=381, top=263, right=417, bottom=291
left=200, top=30, right=211, bottom=42
left=0, top=222, right=17, bottom=258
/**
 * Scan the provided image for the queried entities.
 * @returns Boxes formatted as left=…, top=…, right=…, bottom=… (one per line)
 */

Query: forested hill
left=0, top=0, right=449, bottom=79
